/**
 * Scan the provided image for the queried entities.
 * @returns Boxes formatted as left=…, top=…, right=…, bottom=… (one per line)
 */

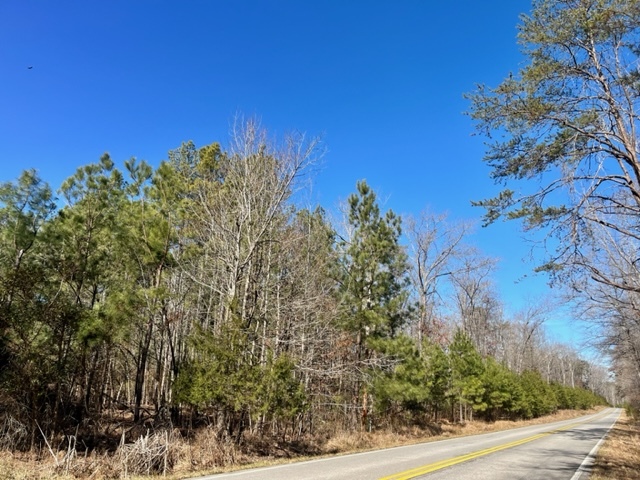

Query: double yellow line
left=380, top=411, right=610, bottom=480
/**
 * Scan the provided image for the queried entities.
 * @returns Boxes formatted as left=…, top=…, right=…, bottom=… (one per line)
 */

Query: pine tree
left=337, top=180, right=410, bottom=427
left=338, top=180, right=409, bottom=358
left=448, top=330, right=486, bottom=422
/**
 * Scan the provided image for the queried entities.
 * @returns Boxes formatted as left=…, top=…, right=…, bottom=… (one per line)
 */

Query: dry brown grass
left=591, top=411, right=640, bottom=480
left=447, top=408, right=599, bottom=436
left=0, top=408, right=604, bottom=480
left=319, top=407, right=602, bottom=455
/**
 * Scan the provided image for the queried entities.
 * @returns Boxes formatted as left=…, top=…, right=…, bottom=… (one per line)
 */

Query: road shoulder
left=590, top=410, right=640, bottom=480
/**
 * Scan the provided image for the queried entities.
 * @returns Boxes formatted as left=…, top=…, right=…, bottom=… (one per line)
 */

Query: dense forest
left=0, top=121, right=609, bottom=464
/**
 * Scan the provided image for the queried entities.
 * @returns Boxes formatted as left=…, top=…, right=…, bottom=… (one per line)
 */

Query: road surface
left=191, top=408, right=620, bottom=480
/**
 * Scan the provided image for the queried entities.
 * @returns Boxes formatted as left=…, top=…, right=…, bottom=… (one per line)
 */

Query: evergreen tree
left=518, top=370, right=557, bottom=418
left=371, top=335, right=430, bottom=418
left=422, top=339, right=450, bottom=421
left=338, top=180, right=410, bottom=357
left=337, top=180, right=410, bottom=427
left=481, top=357, right=522, bottom=420
left=0, top=171, right=66, bottom=442
left=174, top=320, right=306, bottom=441
left=448, top=330, right=486, bottom=421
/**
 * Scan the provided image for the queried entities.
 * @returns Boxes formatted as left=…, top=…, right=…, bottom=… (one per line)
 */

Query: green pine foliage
left=173, top=321, right=306, bottom=440
left=173, top=322, right=261, bottom=414
left=481, top=357, right=523, bottom=421
left=371, top=335, right=432, bottom=415
left=371, top=329, right=607, bottom=426
left=448, top=330, right=486, bottom=421
left=0, top=121, right=612, bottom=452
left=338, top=180, right=410, bottom=345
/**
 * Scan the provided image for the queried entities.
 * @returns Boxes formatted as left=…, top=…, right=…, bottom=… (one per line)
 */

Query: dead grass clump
left=0, top=450, right=78, bottom=480
left=591, top=412, right=640, bottom=480
left=177, top=427, right=242, bottom=471
left=116, top=429, right=181, bottom=477
left=0, top=427, right=249, bottom=479
left=0, top=416, right=29, bottom=451
left=323, top=431, right=377, bottom=453
left=450, top=408, right=601, bottom=437
left=322, top=426, right=440, bottom=455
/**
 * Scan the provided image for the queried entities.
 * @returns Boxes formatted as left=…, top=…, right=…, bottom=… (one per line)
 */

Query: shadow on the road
left=553, top=425, right=610, bottom=442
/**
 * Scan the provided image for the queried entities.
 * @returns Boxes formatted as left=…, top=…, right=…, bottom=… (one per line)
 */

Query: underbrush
left=591, top=411, right=640, bottom=480
left=0, top=408, right=603, bottom=479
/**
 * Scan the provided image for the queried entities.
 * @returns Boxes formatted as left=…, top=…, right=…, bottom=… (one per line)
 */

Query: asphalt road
left=191, top=408, right=620, bottom=480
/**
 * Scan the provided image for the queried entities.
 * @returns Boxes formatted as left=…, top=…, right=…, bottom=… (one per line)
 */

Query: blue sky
left=0, top=1, right=583, bottom=343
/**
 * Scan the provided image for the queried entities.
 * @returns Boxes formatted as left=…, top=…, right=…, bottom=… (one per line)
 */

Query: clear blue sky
left=0, top=1, right=581, bottom=342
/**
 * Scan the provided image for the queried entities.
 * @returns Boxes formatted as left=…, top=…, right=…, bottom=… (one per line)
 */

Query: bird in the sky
left=27, top=66, right=33, bottom=69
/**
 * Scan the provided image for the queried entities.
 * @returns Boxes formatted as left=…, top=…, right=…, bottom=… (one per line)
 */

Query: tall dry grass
left=591, top=412, right=640, bottom=480
left=0, top=408, right=605, bottom=479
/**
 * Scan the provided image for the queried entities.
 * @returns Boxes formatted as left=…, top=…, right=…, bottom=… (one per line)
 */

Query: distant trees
left=468, top=0, right=640, bottom=409
left=372, top=328, right=605, bottom=425
left=450, top=253, right=500, bottom=358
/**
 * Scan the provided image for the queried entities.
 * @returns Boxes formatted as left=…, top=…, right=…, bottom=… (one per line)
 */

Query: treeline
left=0, top=121, right=607, bottom=451
left=373, top=332, right=606, bottom=426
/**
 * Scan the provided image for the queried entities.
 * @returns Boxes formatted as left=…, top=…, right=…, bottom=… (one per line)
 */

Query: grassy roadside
left=591, top=410, right=640, bottom=480
left=0, top=408, right=605, bottom=480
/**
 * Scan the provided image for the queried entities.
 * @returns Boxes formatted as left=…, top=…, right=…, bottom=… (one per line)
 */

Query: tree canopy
left=468, top=0, right=640, bottom=291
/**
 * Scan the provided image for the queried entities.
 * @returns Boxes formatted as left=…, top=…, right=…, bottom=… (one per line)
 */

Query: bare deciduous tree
left=450, top=252, right=500, bottom=357
left=405, top=211, right=471, bottom=346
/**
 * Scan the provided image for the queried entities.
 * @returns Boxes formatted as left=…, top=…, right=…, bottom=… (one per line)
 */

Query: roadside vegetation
left=3, top=0, right=640, bottom=477
left=0, top=126, right=610, bottom=478
left=0, top=407, right=602, bottom=480
left=591, top=407, right=640, bottom=480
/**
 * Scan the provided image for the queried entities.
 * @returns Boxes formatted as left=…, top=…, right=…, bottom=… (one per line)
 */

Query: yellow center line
left=379, top=411, right=611, bottom=480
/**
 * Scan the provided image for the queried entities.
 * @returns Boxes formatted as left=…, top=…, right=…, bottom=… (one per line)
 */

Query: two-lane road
left=192, top=408, right=620, bottom=480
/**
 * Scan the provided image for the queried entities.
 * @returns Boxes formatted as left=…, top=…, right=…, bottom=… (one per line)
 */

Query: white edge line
left=570, top=409, right=621, bottom=480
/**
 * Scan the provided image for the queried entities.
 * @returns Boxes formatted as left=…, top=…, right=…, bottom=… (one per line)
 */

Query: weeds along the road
left=0, top=408, right=608, bottom=480
left=591, top=410, right=640, bottom=480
